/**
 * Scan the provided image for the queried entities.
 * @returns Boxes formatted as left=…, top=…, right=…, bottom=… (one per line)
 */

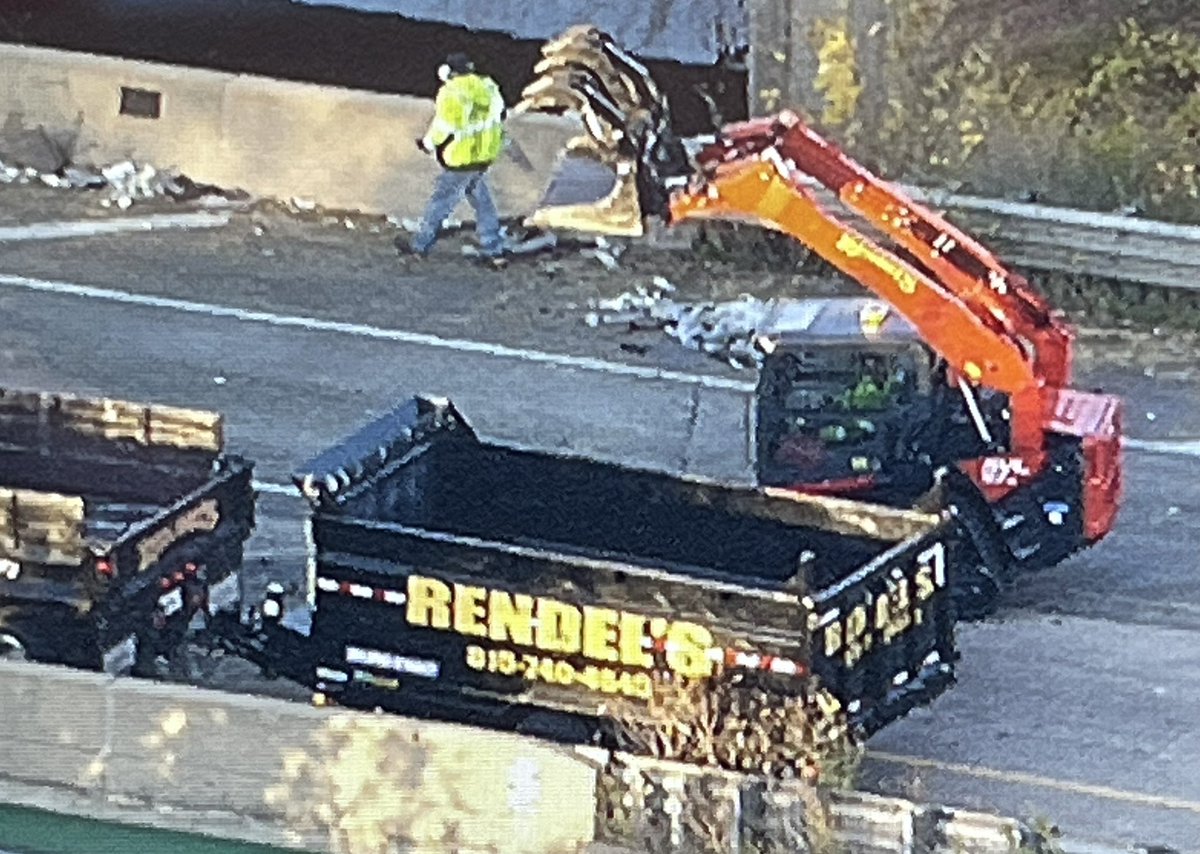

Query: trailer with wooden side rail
left=0, top=387, right=255, bottom=674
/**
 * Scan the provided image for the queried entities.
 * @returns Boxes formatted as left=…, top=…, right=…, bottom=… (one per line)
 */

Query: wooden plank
left=0, top=389, right=44, bottom=416
left=57, top=397, right=147, bottom=443
left=0, top=387, right=224, bottom=453
left=0, top=486, right=86, bottom=566
left=146, top=403, right=224, bottom=452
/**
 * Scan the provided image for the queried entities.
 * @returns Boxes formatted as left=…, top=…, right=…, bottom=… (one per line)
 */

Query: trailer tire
left=0, top=631, right=28, bottom=662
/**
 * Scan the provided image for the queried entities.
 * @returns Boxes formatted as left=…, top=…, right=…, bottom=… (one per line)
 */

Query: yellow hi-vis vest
left=422, top=73, right=506, bottom=169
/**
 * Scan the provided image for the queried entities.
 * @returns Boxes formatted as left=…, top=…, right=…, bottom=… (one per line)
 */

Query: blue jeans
left=412, top=168, right=504, bottom=257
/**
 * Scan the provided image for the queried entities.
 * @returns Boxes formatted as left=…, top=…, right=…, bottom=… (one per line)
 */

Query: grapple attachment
left=516, top=25, right=692, bottom=236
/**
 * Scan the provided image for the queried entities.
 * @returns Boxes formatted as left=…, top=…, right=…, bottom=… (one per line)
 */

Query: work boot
left=393, top=233, right=428, bottom=258
left=477, top=253, right=509, bottom=271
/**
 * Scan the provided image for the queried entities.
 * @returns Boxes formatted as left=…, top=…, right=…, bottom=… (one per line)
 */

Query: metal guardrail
left=676, top=134, right=1199, bottom=292
left=552, top=144, right=1198, bottom=293
left=907, top=186, right=1200, bottom=293
left=766, top=160, right=1200, bottom=293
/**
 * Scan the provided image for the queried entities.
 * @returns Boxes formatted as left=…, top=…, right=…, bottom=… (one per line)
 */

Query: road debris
left=101, top=161, right=180, bottom=208
left=581, top=246, right=621, bottom=270
left=62, top=165, right=107, bottom=189
left=584, top=278, right=801, bottom=369
left=0, top=153, right=243, bottom=209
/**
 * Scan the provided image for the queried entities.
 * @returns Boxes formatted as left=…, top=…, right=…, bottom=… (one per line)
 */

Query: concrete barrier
left=0, top=662, right=110, bottom=795
left=0, top=43, right=575, bottom=220
left=0, top=661, right=1159, bottom=854
left=0, top=661, right=596, bottom=854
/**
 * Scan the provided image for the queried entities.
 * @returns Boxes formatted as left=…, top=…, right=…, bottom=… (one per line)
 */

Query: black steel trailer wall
left=336, top=440, right=888, bottom=587
left=0, top=451, right=210, bottom=505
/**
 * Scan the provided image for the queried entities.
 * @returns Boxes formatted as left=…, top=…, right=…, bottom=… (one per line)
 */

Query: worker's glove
left=415, top=138, right=432, bottom=154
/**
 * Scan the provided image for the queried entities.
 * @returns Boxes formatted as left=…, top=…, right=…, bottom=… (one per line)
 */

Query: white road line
left=868, top=749, right=1200, bottom=815
left=0, top=211, right=232, bottom=241
left=253, top=480, right=298, bottom=496
left=1123, top=437, right=1200, bottom=458
left=1, top=272, right=1193, bottom=460
left=0, top=273, right=756, bottom=393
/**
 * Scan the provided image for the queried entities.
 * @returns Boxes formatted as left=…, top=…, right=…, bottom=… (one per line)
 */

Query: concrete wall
left=0, top=43, right=575, bottom=219
left=0, top=660, right=596, bottom=854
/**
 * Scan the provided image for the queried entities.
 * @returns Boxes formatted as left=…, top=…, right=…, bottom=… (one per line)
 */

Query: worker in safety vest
left=396, top=52, right=508, bottom=267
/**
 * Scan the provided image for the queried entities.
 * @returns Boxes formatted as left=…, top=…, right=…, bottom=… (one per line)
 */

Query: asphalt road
left=3, top=194, right=1200, bottom=850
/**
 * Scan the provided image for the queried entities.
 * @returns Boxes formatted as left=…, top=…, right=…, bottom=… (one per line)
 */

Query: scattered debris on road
left=583, top=276, right=803, bottom=369
left=0, top=153, right=246, bottom=210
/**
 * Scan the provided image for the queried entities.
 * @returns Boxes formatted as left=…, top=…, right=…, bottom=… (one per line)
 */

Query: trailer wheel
left=0, top=631, right=28, bottom=662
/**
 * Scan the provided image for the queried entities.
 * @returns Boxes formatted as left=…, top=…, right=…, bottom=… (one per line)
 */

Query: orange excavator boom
left=665, top=110, right=1078, bottom=457
left=679, top=112, right=1074, bottom=390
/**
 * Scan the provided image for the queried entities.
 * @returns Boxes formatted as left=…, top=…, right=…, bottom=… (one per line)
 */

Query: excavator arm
left=669, top=115, right=1035, bottom=393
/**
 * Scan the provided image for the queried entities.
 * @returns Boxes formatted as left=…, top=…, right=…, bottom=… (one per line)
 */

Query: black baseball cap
left=444, top=52, right=475, bottom=74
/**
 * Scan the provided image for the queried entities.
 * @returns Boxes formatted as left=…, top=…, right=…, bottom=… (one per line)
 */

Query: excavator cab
left=757, top=343, right=1013, bottom=496
left=752, top=300, right=1010, bottom=504
left=757, top=343, right=929, bottom=494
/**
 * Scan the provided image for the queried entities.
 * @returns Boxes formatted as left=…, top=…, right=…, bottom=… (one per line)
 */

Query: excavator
left=515, top=26, right=1123, bottom=616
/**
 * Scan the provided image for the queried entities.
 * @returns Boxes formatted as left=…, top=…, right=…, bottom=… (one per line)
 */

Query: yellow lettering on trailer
left=403, top=573, right=713, bottom=677
left=487, top=589, right=535, bottom=645
left=581, top=605, right=621, bottom=662
left=618, top=612, right=654, bottom=669
left=406, top=576, right=452, bottom=629
left=534, top=599, right=583, bottom=654
left=451, top=584, right=488, bottom=637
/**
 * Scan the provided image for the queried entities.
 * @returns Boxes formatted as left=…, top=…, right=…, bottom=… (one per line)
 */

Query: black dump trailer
left=0, top=388, right=255, bottom=674
left=228, top=395, right=960, bottom=755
